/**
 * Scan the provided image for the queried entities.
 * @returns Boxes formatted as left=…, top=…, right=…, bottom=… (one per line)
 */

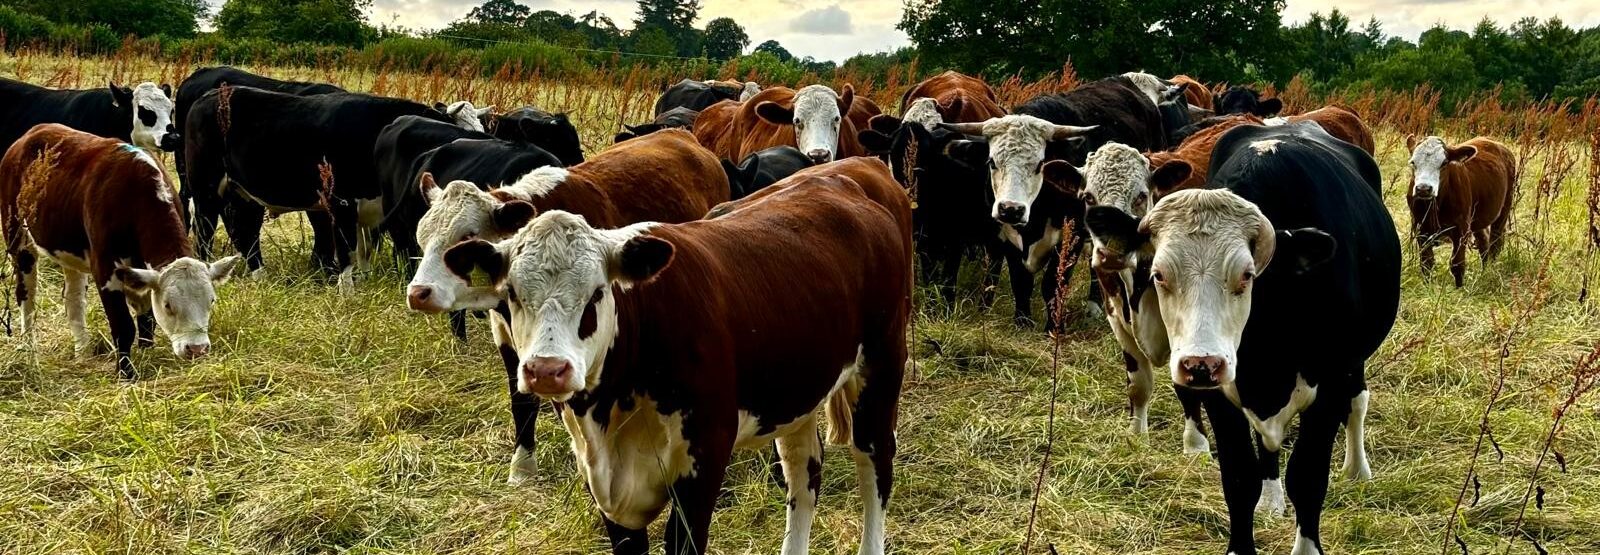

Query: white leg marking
left=777, top=418, right=821, bottom=555
left=1128, top=358, right=1153, bottom=435
left=62, top=269, right=91, bottom=354
left=1342, top=390, right=1373, bottom=481
left=1182, top=417, right=1210, bottom=454
left=1290, top=526, right=1322, bottom=555
left=507, top=445, right=536, bottom=486
left=1257, top=478, right=1286, bottom=519
left=336, top=266, right=356, bottom=295
left=852, top=449, right=886, bottom=555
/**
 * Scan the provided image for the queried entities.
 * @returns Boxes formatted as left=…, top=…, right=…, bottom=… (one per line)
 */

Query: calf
left=1, top=78, right=176, bottom=153
left=404, top=129, right=728, bottom=485
left=1215, top=85, right=1283, bottom=117
left=722, top=146, right=814, bottom=200
left=1406, top=136, right=1516, bottom=287
left=1, top=124, right=241, bottom=379
left=614, top=106, right=700, bottom=143
left=1101, top=123, right=1398, bottom=555
left=441, top=160, right=911, bottom=555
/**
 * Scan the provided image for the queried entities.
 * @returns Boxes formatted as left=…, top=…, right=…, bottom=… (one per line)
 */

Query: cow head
left=614, top=107, right=699, bottom=143
left=1139, top=189, right=1334, bottom=389
left=120, top=82, right=178, bottom=152
left=499, top=110, right=584, bottom=166
left=938, top=115, right=1096, bottom=226
left=1071, top=143, right=1154, bottom=271
left=110, top=255, right=243, bottom=359
left=740, top=81, right=762, bottom=101
left=902, top=97, right=947, bottom=129
left=1407, top=135, right=1475, bottom=201
left=1215, top=86, right=1282, bottom=117
left=438, top=101, right=494, bottom=133
left=442, top=211, right=666, bottom=400
left=1120, top=72, right=1182, bottom=106
left=756, top=84, right=853, bottom=163
left=406, top=173, right=538, bottom=313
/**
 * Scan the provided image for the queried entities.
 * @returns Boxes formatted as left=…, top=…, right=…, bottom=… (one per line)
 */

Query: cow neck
left=130, top=203, right=192, bottom=270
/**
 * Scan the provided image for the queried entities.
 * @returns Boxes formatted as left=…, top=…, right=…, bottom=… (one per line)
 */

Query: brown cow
left=440, top=160, right=911, bottom=555
left=693, top=84, right=869, bottom=163
left=404, top=128, right=728, bottom=486
left=1146, top=114, right=1264, bottom=200
left=859, top=71, right=1005, bottom=153
left=1275, top=105, right=1375, bottom=155
left=691, top=99, right=742, bottom=158
left=1, top=124, right=241, bottom=379
left=1406, top=135, right=1517, bottom=287
left=1170, top=75, right=1211, bottom=110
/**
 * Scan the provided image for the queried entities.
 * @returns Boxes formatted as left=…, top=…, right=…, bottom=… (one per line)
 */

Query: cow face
left=126, top=82, right=177, bottom=152
left=756, top=84, right=851, bottom=163
left=1215, top=86, right=1282, bottom=117
left=111, top=256, right=242, bottom=359
left=1076, top=143, right=1153, bottom=270
left=901, top=97, right=945, bottom=129
left=739, top=81, right=761, bottom=101
left=440, top=101, right=494, bottom=133
left=406, top=175, right=537, bottom=313
left=442, top=212, right=668, bottom=400
left=1407, top=136, right=1476, bottom=201
left=939, top=115, right=1096, bottom=226
left=1120, top=72, right=1181, bottom=106
left=1141, top=189, right=1333, bottom=389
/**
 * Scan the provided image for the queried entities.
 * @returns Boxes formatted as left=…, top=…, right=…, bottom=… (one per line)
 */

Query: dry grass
left=0, top=50, right=1598, bottom=554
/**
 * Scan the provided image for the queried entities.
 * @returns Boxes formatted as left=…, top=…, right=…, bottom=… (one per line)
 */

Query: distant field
left=0, top=51, right=1597, bottom=554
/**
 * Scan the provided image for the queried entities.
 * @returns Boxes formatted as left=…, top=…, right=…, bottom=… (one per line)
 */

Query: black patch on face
left=578, top=287, right=602, bottom=339
left=137, top=106, right=158, bottom=127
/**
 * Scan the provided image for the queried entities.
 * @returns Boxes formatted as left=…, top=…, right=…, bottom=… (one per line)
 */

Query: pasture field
left=1, top=51, right=1599, bottom=554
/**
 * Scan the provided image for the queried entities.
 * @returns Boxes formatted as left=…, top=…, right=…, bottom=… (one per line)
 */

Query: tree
left=701, top=17, right=748, bottom=60
left=466, top=0, right=530, bottom=26
left=4, top=0, right=208, bottom=38
left=215, top=0, right=375, bottom=46
left=753, top=39, right=791, bottom=62
left=633, top=0, right=700, bottom=56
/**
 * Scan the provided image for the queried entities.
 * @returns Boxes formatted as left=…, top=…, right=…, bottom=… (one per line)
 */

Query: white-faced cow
left=2, top=124, right=241, bottom=379
left=0, top=78, right=177, bottom=154
left=1096, top=122, right=1398, bottom=555
left=441, top=157, right=911, bottom=555
left=694, top=85, right=874, bottom=165
left=1406, top=135, right=1517, bottom=287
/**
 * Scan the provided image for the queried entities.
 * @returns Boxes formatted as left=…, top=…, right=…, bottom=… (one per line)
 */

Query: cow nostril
left=414, top=288, right=432, bottom=301
left=185, top=344, right=209, bottom=358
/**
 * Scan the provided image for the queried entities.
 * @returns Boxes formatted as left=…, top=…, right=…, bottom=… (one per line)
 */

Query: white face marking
left=740, top=81, right=761, bottom=102
left=130, top=83, right=174, bottom=151
left=1120, top=72, right=1167, bottom=105
left=1409, top=136, right=1448, bottom=198
left=1145, top=190, right=1271, bottom=387
left=1082, top=144, right=1152, bottom=269
left=791, top=85, right=844, bottom=162
left=973, top=114, right=1093, bottom=225
left=444, top=101, right=492, bottom=133
left=111, top=256, right=241, bottom=357
left=901, top=97, right=944, bottom=128
left=408, top=169, right=567, bottom=312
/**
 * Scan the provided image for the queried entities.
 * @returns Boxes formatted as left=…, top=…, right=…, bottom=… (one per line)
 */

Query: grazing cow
left=721, top=146, right=815, bottom=200
left=1, top=124, right=242, bottom=379
left=0, top=78, right=177, bottom=153
left=696, top=85, right=870, bottom=164
left=1147, top=114, right=1264, bottom=201
left=441, top=159, right=911, bottom=555
left=1215, top=85, right=1283, bottom=117
left=404, top=129, right=728, bottom=484
left=1095, top=122, right=1398, bottom=555
left=183, top=86, right=464, bottom=283
left=1171, top=74, right=1211, bottom=110
left=492, top=107, right=585, bottom=166
left=654, top=78, right=756, bottom=114
left=614, top=106, right=700, bottom=143
left=1269, top=105, right=1375, bottom=155
left=1406, top=136, right=1517, bottom=287
left=938, top=78, right=1162, bottom=328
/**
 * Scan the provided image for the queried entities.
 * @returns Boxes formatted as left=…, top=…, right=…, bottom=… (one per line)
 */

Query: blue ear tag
left=120, top=143, right=142, bottom=154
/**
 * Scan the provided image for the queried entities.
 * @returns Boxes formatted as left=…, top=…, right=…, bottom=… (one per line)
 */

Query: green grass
left=1, top=53, right=1599, bottom=554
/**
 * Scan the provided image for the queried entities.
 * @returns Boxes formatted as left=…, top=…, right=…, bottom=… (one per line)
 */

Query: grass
left=1, top=51, right=1599, bottom=554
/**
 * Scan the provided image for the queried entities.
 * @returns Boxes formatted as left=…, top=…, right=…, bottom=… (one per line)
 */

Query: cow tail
left=824, top=371, right=863, bottom=446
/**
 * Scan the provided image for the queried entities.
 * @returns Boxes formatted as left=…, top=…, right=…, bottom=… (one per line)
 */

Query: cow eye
left=163, top=301, right=173, bottom=312
left=1080, top=191, right=1097, bottom=206
left=460, top=232, right=475, bottom=243
left=833, top=116, right=840, bottom=123
left=1151, top=269, right=1166, bottom=285
left=986, top=158, right=997, bottom=170
left=1033, top=161, right=1044, bottom=174
left=588, top=288, right=604, bottom=306
left=1235, top=271, right=1254, bottom=295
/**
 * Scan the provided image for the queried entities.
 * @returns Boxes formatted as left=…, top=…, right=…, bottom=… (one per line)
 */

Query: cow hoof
left=336, top=270, right=356, bottom=296
left=507, top=447, right=536, bottom=486
left=249, top=267, right=267, bottom=280
left=1290, top=528, right=1322, bottom=555
left=1256, top=478, right=1286, bottom=518
left=1182, top=424, right=1210, bottom=455
left=1342, top=458, right=1373, bottom=482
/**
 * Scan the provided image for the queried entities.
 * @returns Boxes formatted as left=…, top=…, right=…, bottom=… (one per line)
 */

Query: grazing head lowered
left=124, top=82, right=178, bottom=151
left=443, top=211, right=664, bottom=400
left=436, top=101, right=494, bottom=133
left=405, top=174, right=539, bottom=313
left=112, top=255, right=243, bottom=359
left=939, top=115, right=1096, bottom=226
left=1406, top=135, right=1477, bottom=201
left=756, top=84, right=853, bottom=163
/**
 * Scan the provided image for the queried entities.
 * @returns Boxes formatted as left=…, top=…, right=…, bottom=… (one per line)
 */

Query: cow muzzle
left=521, top=356, right=575, bottom=396
left=995, top=201, right=1028, bottom=226
left=1413, top=185, right=1436, bottom=200
left=407, top=285, right=448, bottom=313
left=805, top=149, right=833, bottom=164
left=158, top=127, right=182, bottom=152
left=1176, top=355, right=1226, bottom=389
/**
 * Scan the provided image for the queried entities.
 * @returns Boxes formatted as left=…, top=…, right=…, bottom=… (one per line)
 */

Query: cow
left=691, top=99, right=743, bottom=157
left=614, top=106, right=700, bottom=143
left=0, top=78, right=177, bottom=154
left=492, top=107, right=585, bottom=166
left=937, top=77, right=1163, bottom=328
left=859, top=70, right=1005, bottom=153
left=172, top=67, right=346, bottom=259
left=439, top=158, right=911, bottom=555
left=721, top=146, right=815, bottom=200
left=654, top=78, right=757, bottom=114
left=1406, top=136, right=1517, bottom=287
left=1171, top=74, right=1211, bottom=110
left=1268, top=105, right=1375, bottom=155
left=1, top=124, right=242, bottom=379
left=696, top=85, right=871, bottom=164
left=404, top=129, right=728, bottom=485
left=182, top=85, right=467, bottom=286
left=1092, top=122, right=1399, bottom=555
left=1147, top=114, right=1265, bottom=201
left=1215, top=85, right=1283, bottom=117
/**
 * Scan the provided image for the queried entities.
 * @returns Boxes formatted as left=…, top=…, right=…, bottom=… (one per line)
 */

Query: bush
left=476, top=40, right=588, bottom=78
left=0, top=5, right=54, bottom=45
left=723, top=51, right=805, bottom=84
left=363, top=36, right=462, bottom=68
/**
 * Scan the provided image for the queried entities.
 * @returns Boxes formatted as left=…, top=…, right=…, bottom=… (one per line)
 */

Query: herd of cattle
left=0, top=66, right=1522, bottom=554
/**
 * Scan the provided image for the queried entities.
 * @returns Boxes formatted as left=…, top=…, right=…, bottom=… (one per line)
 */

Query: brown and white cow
left=1170, top=74, right=1211, bottom=111
left=1, top=124, right=241, bottom=379
left=1146, top=114, right=1264, bottom=201
left=1406, top=135, right=1517, bottom=287
left=694, top=85, right=872, bottom=164
left=404, top=128, right=728, bottom=485
left=441, top=160, right=911, bottom=555
left=858, top=70, right=1005, bottom=153
left=1268, top=105, right=1375, bottom=155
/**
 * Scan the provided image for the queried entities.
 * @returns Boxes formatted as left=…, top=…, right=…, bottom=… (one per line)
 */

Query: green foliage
left=366, top=36, right=463, bottom=67
left=475, top=40, right=584, bottom=77
left=215, top=0, right=376, bottom=47
left=633, top=0, right=700, bottom=57
left=752, top=39, right=791, bottom=62
left=701, top=17, right=747, bottom=60
left=1, top=0, right=206, bottom=38
left=725, top=51, right=804, bottom=83
left=465, top=0, right=530, bottom=26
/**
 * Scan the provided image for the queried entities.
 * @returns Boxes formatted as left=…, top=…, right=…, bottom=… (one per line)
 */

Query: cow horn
left=1250, top=211, right=1277, bottom=272
left=1050, top=124, right=1097, bottom=140
left=939, top=122, right=986, bottom=135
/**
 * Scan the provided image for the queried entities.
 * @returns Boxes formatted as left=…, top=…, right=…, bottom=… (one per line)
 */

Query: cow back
left=1016, top=79, right=1164, bottom=164
left=1284, top=106, right=1375, bottom=155
left=539, top=129, right=727, bottom=227
left=0, top=78, right=131, bottom=151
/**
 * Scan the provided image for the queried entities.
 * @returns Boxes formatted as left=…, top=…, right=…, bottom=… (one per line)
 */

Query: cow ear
left=112, top=263, right=161, bottom=294
left=613, top=131, right=636, bottom=144
left=108, top=81, right=132, bottom=106
left=868, top=114, right=902, bottom=135
left=1149, top=159, right=1193, bottom=200
left=1272, top=228, right=1336, bottom=275
left=492, top=200, right=537, bottom=233
left=208, top=255, right=244, bottom=285
left=755, top=101, right=794, bottom=125
left=1446, top=144, right=1477, bottom=163
left=1042, top=159, right=1083, bottom=195
left=1256, top=98, right=1283, bottom=116
left=419, top=172, right=442, bottom=204
left=443, top=239, right=509, bottom=284
left=433, top=101, right=448, bottom=112
left=837, top=84, right=854, bottom=115
left=1084, top=205, right=1148, bottom=253
left=1186, top=104, right=1212, bottom=120
left=160, top=83, right=173, bottom=99
left=623, top=123, right=646, bottom=135
left=1405, top=135, right=1418, bottom=152
left=858, top=129, right=892, bottom=154
left=475, top=105, right=495, bottom=117
left=612, top=235, right=675, bottom=283
left=944, top=139, right=988, bottom=169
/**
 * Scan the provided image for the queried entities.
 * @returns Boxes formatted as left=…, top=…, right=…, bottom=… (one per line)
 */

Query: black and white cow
left=721, top=145, right=815, bottom=200
left=654, top=78, right=759, bottom=115
left=614, top=107, right=701, bottom=144
left=492, top=107, right=585, bottom=166
left=0, top=78, right=176, bottom=153
left=375, top=115, right=500, bottom=264
left=1094, top=122, right=1398, bottom=555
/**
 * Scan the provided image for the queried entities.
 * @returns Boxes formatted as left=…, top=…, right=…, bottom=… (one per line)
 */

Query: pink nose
left=806, top=149, right=832, bottom=163
left=1177, top=356, right=1226, bottom=387
left=522, top=356, right=573, bottom=394
left=184, top=344, right=209, bottom=359
left=407, top=285, right=438, bottom=312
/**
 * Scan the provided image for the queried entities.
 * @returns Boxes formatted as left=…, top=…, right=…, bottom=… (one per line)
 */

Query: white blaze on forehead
left=979, top=114, right=1057, bottom=222
left=901, top=97, right=944, bottom=128
left=1120, top=72, right=1168, bottom=105
left=1082, top=142, right=1151, bottom=214
left=444, top=100, right=490, bottom=132
left=130, top=82, right=174, bottom=150
left=1410, top=136, right=1448, bottom=195
left=132, top=256, right=239, bottom=356
left=791, top=84, right=843, bottom=160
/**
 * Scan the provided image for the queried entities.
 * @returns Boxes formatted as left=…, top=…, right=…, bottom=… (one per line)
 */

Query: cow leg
left=1285, top=398, right=1347, bottom=555
left=225, top=199, right=267, bottom=273
left=851, top=342, right=903, bottom=555
left=1124, top=351, right=1152, bottom=435
left=332, top=203, right=360, bottom=294
left=602, top=515, right=649, bottom=555
left=1341, top=387, right=1373, bottom=481
left=191, top=187, right=223, bottom=261
left=1255, top=432, right=1286, bottom=519
left=61, top=268, right=92, bottom=353
left=354, top=198, right=384, bottom=273
left=1449, top=229, right=1468, bottom=288
left=97, top=287, right=138, bottom=380
left=14, top=249, right=37, bottom=338
left=1472, top=228, right=1492, bottom=266
left=775, top=417, right=823, bottom=555
left=450, top=310, right=468, bottom=342
left=1006, top=253, right=1035, bottom=328
left=1204, top=392, right=1260, bottom=555
left=1174, top=385, right=1210, bottom=454
left=1416, top=234, right=1435, bottom=276
left=494, top=309, right=538, bottom=485
left=131, top=298, right=156, bottom=348
left=664, top=434, right=731, bottom=555
left=307, top=210, right=337, bottom=275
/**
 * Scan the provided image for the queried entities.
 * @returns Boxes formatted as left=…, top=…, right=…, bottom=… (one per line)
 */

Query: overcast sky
left=204, top=1, right=1599, bottom=63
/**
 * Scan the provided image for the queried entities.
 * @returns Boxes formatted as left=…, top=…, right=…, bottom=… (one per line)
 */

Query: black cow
left=491, top=107, right=584, bottom=166
left=1093, top=122, right=1398, bottom=555
left=182, top=86, right=457, bottom=280
left=0, top=78, right=176, bottom=154
left=1215, top=85, right=1283, bottom=117
left=721, top=146, right=814, bottom=200
left=614, top=107, right=700, bottom=143
left=654, top=78, right=748, bottom=115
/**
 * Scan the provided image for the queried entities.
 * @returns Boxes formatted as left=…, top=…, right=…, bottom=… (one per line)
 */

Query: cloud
left=790, top=5, right=854, bottom=35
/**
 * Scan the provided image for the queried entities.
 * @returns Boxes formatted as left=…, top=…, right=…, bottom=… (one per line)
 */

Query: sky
left=202, top=1, right=1600, bottom=63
